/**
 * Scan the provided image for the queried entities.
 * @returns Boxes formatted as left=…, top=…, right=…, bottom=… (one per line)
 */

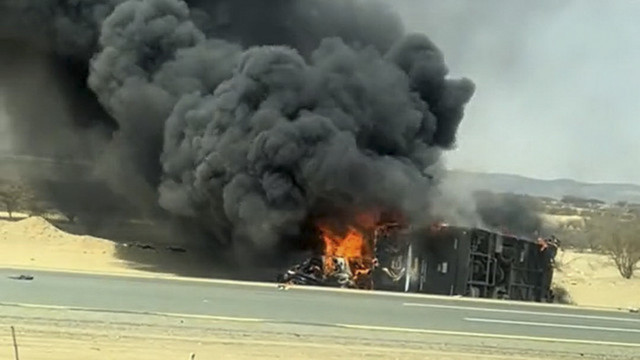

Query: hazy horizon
left=391, top=0, right=640, bottom=185
left=2, top=0, right=639, bottom=186
left=446, top=167, right=640, bottom=186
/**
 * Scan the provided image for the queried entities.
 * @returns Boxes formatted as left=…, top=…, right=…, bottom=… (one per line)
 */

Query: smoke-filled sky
left=0, top=0, right=479, bottom=253
left=0, top=0, right=621, bottom=245
left=390, top=0, right=640, bottom=185
left=2, top=0, right=637, bottom=186
left=0, top=99, right=10, bottom=152
left=2, top=0, right=639, bottom=187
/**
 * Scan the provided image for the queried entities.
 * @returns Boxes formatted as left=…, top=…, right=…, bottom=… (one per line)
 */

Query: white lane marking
left=465, top=317, right=640, bottom=333
left=0, top=302, right=265, bottom=322
left=338, top=324, right=640, bottom=348
left=0, top=267, right=624, bottom=312
left=3, top=302, right=639, bottom=348
left=404, top=302, right=640, bottom=323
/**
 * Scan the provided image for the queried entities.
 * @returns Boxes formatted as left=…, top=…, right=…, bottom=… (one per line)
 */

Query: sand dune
left=0, top=216, right=140, bottom=274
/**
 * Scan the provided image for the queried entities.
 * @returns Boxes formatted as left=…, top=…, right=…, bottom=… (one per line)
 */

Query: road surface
left=1, top=267, right=639, bottom=358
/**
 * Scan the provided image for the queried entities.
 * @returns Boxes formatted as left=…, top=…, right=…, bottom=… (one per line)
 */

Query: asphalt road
left=1, top=268, right=639, bottom=351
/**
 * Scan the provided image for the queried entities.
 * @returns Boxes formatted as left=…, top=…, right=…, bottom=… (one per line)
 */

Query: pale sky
left=2, top=1, right=639, bottom=185
left=391, top=0, right=640, bottom=184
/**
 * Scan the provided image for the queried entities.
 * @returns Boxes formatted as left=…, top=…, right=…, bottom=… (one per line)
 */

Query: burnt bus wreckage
left=279, top=224, right=559, bottom=303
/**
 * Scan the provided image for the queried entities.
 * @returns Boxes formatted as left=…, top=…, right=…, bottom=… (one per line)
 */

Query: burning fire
left=312, top=210, right=405, bottom=288
left=321, top=227, right=372, bottom=261
left=319, top=225, right=374, bottom=281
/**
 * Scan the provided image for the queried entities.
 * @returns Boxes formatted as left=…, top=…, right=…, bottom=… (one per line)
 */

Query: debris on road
left=166, top=245, right=187, bottom=253
left=8, top=274, right=34, bottom=281
left=278, top=257, right=325, bottom=287
left=279, top=255, right=373, bottom=289
left=134, top=243, right=156, bottom=251
left=120, top=242, right=157, bottom=251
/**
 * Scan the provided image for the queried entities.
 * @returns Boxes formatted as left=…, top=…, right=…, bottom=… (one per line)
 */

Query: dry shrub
left=586, top=212, right=640, bottom=279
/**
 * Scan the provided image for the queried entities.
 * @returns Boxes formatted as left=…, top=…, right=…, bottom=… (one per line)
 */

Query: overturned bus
left=280, top=224, right=558, bottom=303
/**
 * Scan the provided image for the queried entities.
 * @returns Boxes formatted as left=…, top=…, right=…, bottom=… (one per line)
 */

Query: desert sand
left=0, top=216, right=639, bottom=309
left=552, top=249, right=640, bottom=309
left=1, top=322, right=540, bottom=360
left=0, top=216, right=147, bottom=275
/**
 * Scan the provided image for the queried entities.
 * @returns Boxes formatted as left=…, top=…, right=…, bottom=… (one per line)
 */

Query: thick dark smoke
left=0, top=0, right=475, bottom=257
left=473, top=191, right=543, bottom=237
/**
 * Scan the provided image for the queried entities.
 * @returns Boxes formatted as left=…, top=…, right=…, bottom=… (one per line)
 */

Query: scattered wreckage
left=279, top=222, right=559, bottom=303
left=8, top=274, right=34, bottom=281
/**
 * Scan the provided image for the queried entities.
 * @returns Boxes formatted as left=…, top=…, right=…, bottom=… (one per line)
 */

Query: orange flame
left=318, top=224, right=375, bottom=287
left=320, top=226, right=373, bottom=264
left=315, top=210, right=404, bottom=289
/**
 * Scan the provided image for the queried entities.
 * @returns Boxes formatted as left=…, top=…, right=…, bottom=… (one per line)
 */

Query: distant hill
left=445, top=170, right=640, bottom=204
left=2, top=155, right=640, bottom=204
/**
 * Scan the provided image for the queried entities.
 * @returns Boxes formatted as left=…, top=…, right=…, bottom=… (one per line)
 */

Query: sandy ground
left=1, top=305, right=631, bottom=360
left=0, top=214, right=219, bottom=278
left=1, top=216, right=639, bottom=310
left=0, top=216, right=148, bottom=275
left=552, top=249, right=640, bottom=309
left=0, top=326, right=535, bottom=360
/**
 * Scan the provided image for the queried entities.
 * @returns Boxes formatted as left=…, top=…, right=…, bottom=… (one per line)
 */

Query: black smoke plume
left=473, top=191, right=544, bottom=237
left=0, top=0, right=475, bottom=257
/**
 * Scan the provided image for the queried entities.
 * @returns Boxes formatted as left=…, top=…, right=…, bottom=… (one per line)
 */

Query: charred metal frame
left=280, top=225, right=557, bottom=303
left=374, top=226, right=557, bottom=302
